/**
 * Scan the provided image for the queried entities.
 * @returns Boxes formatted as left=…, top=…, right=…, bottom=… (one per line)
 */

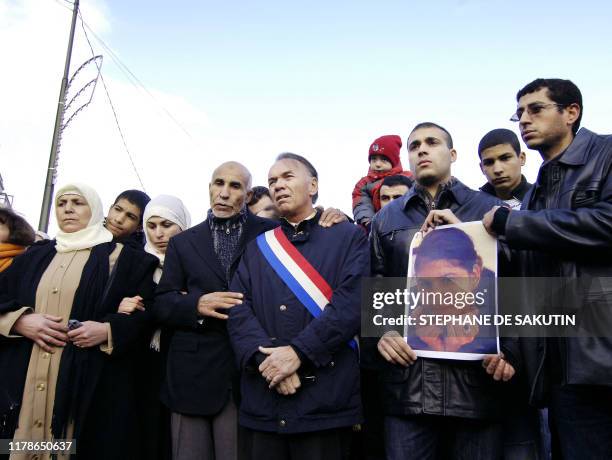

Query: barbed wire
left=63, top=54, right=103, bottom=129
left=64, top=76, right=99, bottom=128
left=52, top=0, right=205, bottom=190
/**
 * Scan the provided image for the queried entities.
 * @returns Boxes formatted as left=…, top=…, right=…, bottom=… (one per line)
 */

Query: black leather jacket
left=369, top=179, right=512, bottom=420
left=501, top=128, right=612, bottom=405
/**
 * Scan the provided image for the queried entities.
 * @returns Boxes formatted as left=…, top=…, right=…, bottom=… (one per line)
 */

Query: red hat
left=368, top=135, right=402, bottom=168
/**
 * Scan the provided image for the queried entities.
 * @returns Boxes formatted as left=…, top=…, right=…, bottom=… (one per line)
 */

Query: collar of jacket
left=530, top=128, right=595, bottom=191
left=401, top=177, right=465, bottom=209
left=367, top=164, right=405, bottom=180
left=553, top=127, right=595, bottom=167
left=207, top=206, right=248, bottom=233
left=480, top=175, right=532, bottom=201
left=279, top=208, right=322, bottom=243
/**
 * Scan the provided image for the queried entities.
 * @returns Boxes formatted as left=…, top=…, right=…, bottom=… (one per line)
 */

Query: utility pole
left=38, top=0, right=80, bottom=232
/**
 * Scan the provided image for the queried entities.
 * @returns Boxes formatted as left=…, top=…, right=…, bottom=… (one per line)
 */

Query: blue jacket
left=370, top=178, right=502, bottom=278
left=228, top=212, right=369, bottom=433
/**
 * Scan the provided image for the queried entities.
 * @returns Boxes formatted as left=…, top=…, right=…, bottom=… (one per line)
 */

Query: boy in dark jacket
left=477, top=128, right=548, bottom=460
left=478, top=128, right=532, bottom=209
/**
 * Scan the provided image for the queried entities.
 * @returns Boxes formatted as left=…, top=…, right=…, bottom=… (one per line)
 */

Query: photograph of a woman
left=406, top=223, right=499, bottom=359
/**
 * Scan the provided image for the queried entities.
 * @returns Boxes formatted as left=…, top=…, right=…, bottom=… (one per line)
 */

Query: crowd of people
left=0, top=77, right=610, bottom=460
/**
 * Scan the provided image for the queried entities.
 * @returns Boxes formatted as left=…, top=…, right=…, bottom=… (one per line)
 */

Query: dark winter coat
left=154, top=213, right=276, bottom=416
left=228, top=213, right=369, bottom=433
left=369, top=179, right=516, bottom=420
left=480, top=174, right=533, bottom=203
left=0, top=240, right=157, bottom=460
left=502, top=128, right=612, bottom=405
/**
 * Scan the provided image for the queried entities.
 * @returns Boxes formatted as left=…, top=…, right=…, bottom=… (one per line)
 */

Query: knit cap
left=369, top=135, right=402, bottom=168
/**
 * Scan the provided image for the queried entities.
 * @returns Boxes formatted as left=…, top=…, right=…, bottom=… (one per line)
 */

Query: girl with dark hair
left=0, top=208, right=36, bottom=272
left=104, top=189, right=151, bottom=249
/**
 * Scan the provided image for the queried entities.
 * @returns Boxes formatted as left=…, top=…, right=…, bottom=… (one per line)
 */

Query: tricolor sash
left=256, top=227, right=357, bottom=349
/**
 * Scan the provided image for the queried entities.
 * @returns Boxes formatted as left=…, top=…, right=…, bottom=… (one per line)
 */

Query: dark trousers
left=171, top=395, right=238, bottom=460
left=351, top=368, right=385, bottom=460
left=549, top=384, right=612, bottom=460
left=241, top=427, right=352, bottom=460
left=384, top=415, right=503, bottom=460
left=502, top=407, right=546, bottom=460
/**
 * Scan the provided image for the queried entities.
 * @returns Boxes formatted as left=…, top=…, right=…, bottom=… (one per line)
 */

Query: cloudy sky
left=1, top=0, right=611, bottom=233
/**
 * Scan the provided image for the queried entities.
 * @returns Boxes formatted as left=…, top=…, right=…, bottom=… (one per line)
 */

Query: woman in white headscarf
left=117, top=194, right=191, bottom=460
left=0, top=183, right=158, bottom=460
left=144, top=195, right=191, bottom=281
left=118, top=194, right=191, bottom=314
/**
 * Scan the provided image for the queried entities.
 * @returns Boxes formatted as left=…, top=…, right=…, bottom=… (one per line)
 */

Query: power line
left=79, top=10, right=147, bottom=191
left=78, top=18, right=203, bottom=149
left=53, top=0, right=73, bottom=12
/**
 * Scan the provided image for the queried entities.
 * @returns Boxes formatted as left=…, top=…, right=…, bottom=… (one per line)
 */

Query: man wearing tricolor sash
left=228, top=153, right=369, bottom=460
left=154, top=161, right=348, bottom=460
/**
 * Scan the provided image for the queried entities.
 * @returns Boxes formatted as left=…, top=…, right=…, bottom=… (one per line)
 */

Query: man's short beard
left=525, top=130, right=563, bottom=154
left=417, top=173, right=440, bottom=188
left=524, top=137, right=544, bottom=150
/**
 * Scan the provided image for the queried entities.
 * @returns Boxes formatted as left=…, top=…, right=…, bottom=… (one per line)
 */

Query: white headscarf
left=144, top=195, right=191, bottom=351
left=143, top=194, right=191, bottom=263
left=54, top=183, right=114, bottom=253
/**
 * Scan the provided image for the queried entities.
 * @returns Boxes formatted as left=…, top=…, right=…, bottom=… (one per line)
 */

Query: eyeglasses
left=510, top=103, right=566, bottom=122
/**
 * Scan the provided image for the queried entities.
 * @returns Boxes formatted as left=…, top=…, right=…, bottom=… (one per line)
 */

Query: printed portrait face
left=414, top=256, right=482, bottom=301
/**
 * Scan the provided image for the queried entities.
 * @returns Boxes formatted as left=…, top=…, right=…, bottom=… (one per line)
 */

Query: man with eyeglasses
left=483, top=78, right=612, bottom=459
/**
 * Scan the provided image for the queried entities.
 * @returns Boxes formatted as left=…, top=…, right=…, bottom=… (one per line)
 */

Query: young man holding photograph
left=369, top=122, right=516, bottom=459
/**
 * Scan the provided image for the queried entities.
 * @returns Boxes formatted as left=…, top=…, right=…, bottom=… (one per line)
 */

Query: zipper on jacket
left=545, top=164, right=562, bottom=209
left=530, top=341, right=547, bottom=405
left=431, top=188, right=444, bottom=210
